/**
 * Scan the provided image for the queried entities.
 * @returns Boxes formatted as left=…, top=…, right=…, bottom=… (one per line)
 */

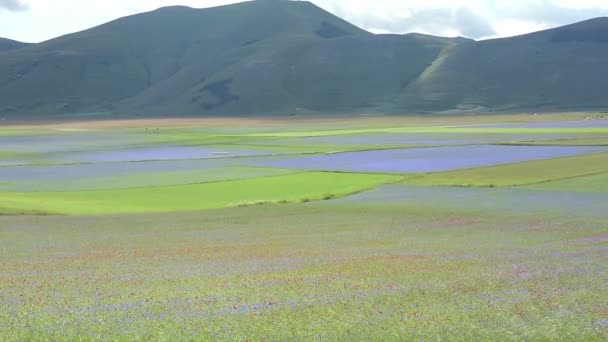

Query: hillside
left=0, top=1, right=607, bottom=118
left=401, top=17, right=608, bottom=112
left=0, top=38, right=29, bottom=52
left=0, top=0, right=459, bottom=117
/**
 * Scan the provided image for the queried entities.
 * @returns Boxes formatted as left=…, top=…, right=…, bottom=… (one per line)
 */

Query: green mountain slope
left=0, top=1, right=607, bottom=118
left=401, top=17, right=608, bottom=112
left=121, top=33, right=449, bottom=116
left=0, top=0, right=453, bottom=117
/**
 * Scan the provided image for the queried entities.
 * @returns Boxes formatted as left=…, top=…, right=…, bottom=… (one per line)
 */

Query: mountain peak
left=404, top=33, right=474, bottom=44
left=152, top=5, right=193, bottom=11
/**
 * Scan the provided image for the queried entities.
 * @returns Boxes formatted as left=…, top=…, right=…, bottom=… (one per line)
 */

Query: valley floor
left=0, top=113, right=607, bottom=340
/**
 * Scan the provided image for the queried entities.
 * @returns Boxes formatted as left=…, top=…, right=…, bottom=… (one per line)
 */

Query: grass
left=0, top=172, right=399, bottom=215
left=246, top=126, right=608, bottom=138
left=1, top=116, right=607, bottom=340
left=0, top=129, right=51, bottom=137
left=140, top=131, right=274, bottom=146
left=525, top=171, right=608, bottom=192
left=0, top=151, right=19, bottom=158
left=0, top=206, right=57, bottom=216
left=0, top=203, right=606, bottom=340
left=136, top=129, right=410, bottom=155
left=0, top=151, right=31, bottom=159
left=405, top=152, right=608, bottom=187
left=0, top=167, right=298, bottom=192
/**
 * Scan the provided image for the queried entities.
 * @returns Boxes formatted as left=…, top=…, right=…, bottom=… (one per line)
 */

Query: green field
left=0, top=172, right=398, bottom=215
left=405, top=152, right=608, bottom=187
left=526, top=171, right=608, bottom=192
left=246, top=126, right=608, bottom=138
left=0, top=167, right=296, bottom=192
left=0, top=116, right=607, bottom=340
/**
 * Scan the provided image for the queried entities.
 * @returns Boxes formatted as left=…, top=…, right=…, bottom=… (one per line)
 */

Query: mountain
left=0, top=38, right=29, bottom=52
left=401, top=17, right=608, bottom=112
left=0, top=0, right=607, bottom=118
left=0, top=0, right=462, bottom=117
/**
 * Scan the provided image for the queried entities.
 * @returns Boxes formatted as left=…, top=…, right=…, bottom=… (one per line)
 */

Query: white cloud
left=1, top=0, right=608, bottom=43
left=0, top=0, right=247, bottom=42
left=0, top=0, right=27, bottom=11
left=308, top=0, right=608, bottom=39
left=488, top=19, right=551, bottom=39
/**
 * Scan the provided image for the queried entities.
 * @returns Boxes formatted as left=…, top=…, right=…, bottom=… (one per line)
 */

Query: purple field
left=252, top=145, right=608, bottom=173
left=0, top=158, right=256, bottom=182
left=336, top=184, right=608, bottom=219
left=0, top=132, right=141, bottom=153
left=51, top=146, right=273, bottom=164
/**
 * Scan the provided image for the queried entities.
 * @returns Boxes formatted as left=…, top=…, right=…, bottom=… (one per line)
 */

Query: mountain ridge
left=1, top=1, right=607, bottom=118
left=0, top=38, right=30, bottom=52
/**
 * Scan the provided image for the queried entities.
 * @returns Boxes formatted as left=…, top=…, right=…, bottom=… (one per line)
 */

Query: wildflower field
left=0, top=114, right=607, bottom=340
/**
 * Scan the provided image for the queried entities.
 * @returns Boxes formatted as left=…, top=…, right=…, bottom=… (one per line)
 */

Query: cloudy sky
left=1, top=0, right=608, bottom=43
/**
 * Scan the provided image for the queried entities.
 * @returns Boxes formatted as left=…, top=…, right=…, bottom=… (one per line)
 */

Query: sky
left=1, top=0, right=608, bottom=43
